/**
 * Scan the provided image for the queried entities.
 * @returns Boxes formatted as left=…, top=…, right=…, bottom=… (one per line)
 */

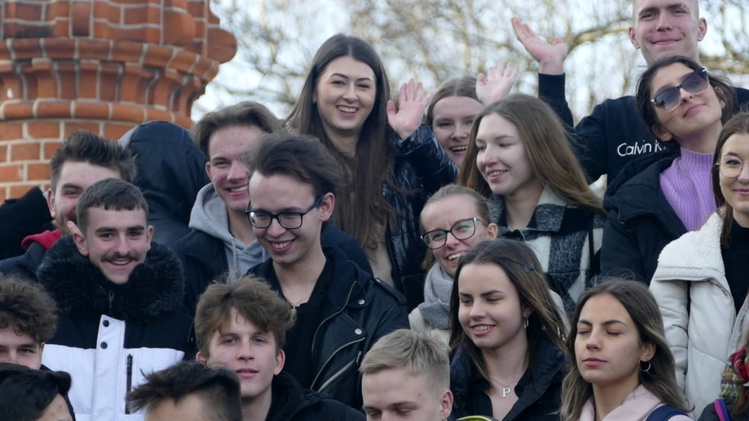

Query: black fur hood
left=37, top=235, right=185, bottom=324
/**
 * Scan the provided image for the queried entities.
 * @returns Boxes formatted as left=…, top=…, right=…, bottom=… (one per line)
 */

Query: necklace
left=490, top=375, right=523, bottom=398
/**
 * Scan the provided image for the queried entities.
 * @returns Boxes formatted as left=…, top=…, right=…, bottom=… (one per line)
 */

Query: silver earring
left=640, top=359, right=651, bottom=373
left=523, top=317, right=529, bottom=330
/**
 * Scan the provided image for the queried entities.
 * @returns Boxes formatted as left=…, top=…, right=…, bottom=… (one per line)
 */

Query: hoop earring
left=640, top=359, right=652, bottom=373
left=523, top=317, right=529, bottom=330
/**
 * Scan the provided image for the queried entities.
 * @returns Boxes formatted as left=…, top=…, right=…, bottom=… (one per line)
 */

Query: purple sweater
left=659, top=147, right=716, bottom=231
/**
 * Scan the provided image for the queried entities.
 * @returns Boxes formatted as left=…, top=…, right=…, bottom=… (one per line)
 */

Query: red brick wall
left=0, top=0, right=236, bottom=201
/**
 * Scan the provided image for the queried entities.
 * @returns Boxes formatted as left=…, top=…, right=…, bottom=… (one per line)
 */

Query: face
left=718, top=133, right=749, bottom=228
left=629, top=0, right=706, bottom=66
left=575, top=293, right=655, bottom=390
left=457, top=263, right=531, bottom=351
left=314, top=56, right=377, bottom=139
left=0, top=327, right=43, bottom=369
left=475, top=113, right=542, bottom=198
left=37, top=394, right=73, bottom=421
left=47, top=162, right=122, bottom=234
left=145, top=394, right=213, bottom=421
left=431, top=96, right=483, bottom=165
left=72, top=207, right=153, bottom=285
left=248, top=173, right=333, bottom=269
left=650, top=63, right=724, bottom=145
left=197, top=308, right=283, bottom=400
left=362, top=367, right=453, bottom=421
left=420, top=195, right=497, bottom=277
left=206, top=125, right=264, bottom=214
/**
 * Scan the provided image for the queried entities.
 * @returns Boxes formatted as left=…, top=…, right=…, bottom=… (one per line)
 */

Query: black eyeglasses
left=716, top=157, right=749, bottom=178
left=651, top=68, right=709, bottom=112
left=246, top=195, right=324, bottom=229
left=421, top=217, right=487, bottom=250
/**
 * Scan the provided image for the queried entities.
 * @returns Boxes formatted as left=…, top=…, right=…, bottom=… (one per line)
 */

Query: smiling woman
left=286, top=34, right=456, bottom=309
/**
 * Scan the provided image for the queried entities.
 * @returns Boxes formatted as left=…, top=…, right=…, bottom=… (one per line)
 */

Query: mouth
left=228, top=186, right=248, bottom=193
left=651, top=38, right=680, bottom=46
left=682, top=104, right=704, bottom=118
left=106, top=257, right=135, bottom=266
left=470, top=324, right=495, bottom=335
left=450, top=145, right=467, bottom=154
left=486, top=169, right=508, bottom=178
left=337, top=105, right=358, bottom=114
left=446, top=252, right=466, bottom=262
left=269, top=240, right=293, bottom=249
left=235, top=368, right=258, bottom=378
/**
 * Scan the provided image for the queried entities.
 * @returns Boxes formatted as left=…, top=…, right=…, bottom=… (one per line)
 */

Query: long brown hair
left=712, top=112, right=749, bottom=248
left=561, top=280, right=689, bottom=420
left=425, top=76, right=478, bottom=127
left=448, top=239, right=567, bottom=382
left=286, top=34, right=397, bottom=249
left=458, top=94, right=604, bottom=216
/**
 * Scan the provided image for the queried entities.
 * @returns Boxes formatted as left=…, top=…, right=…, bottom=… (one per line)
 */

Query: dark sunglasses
left=650, top=68, right=709, bottom=112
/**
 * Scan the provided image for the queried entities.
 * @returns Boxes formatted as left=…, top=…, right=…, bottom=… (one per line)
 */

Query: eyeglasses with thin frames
left=650, top=68, right=709, bottom=112
left=245, top=195, right=325, bottom=229
left=716, top=158, right=749, bottom=179
left=421, top=217, right=487, bottom=250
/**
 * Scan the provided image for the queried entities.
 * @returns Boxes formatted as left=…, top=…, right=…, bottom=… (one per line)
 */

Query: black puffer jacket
left=601, top=152, right=687, bottom=283
left=119, top=121, right=210, bottom=247
left=450, top=333, right=566, bottom=420
left=386, top=125, right=457, bottom=310
left=250, top=247, right=409, bottom=409
left=266, top=371, right=365, bottom=421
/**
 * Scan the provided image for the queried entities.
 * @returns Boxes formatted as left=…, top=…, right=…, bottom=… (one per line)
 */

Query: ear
left=319, top=192, right=335, bottom=222
left=486, top=222, right=498, bottom=239
left=146, top=225, right=154, bottom=250
left=651, top=124, right=673, bottom=142
left=38, top=342, right=45, bottom=355
left=274, top=350, right=285, bottom=374
left=438, top=389, right=454, bottom=420
left=69, top=221, right=89, bottom=256
left=205, top=161, right=212, bottom=181
left=640, top=341, right=656, bottom=363
left=628, top=26, right=640, bottom=49
left=46, top=189, right=56, bottom=219
left=715, top=86, right=727, bottom=110
left=196, top=351, right=207, bottom=363
left=521, top=305, right=533, bottom=320
left=697, top=17, right=707, bottom=42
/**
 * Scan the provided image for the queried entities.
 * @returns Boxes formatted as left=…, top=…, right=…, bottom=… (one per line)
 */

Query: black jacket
left=249, top=247, right=409, bottom=409
left=37, top=236, right=195, bottom=419
left=698, top=400, right=749, bottom=421
left=387, top=125, right=457, bottom=310
left=450, top=334, right=566, bottom=420
left=601, top=152, right=687, bottom=283
left=538, top=73, right=749, bottom=182
left=172, top=225, right=374, bottom=315
left=266, top=371, right=365, bottom=421
left=0, top=241, right=48, bottom=282
left=0, top=186, right=53, bottom=259
left=119, top=120, right=210, bottom=247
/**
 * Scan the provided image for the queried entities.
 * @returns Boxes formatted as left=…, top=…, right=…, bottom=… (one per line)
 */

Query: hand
left=476, top=61, right=519, bottom=105
left=387, top=78, right=433, bottom=140
left=511, top=17, right=567, bottom=75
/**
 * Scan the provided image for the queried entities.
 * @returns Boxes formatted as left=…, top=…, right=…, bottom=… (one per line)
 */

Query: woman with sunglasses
left=459, top=94, right=605, bottom=317
left=649, top=112, right=749, bottom=417
left=601, top=55, right=738, bottom=284
left=449, top=239, right=568, bottom=420
left=409, top=184, right=498, bottom=344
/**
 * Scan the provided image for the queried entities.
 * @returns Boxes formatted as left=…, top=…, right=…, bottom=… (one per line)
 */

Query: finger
left=486, top=66, right=496, bottom=81
left=399, top=82, right=408, bottom=103
left=476, top=72, right=487, bottom=86
left=387, top=99, right=397, bottom=116
left=424, top=91, right=434, bottom=104
left=415, top=80, right=424, bottom=101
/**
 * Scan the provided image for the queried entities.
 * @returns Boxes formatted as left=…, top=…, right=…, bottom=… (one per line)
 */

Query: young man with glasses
left=172, top=102, right=370, bottom=315
left=244, top=133, right=409, bottom=410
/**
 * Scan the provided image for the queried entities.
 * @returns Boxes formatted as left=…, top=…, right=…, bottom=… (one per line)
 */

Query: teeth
left=337, top=106, right=356, bottom=113
left=447, top=252, right=465, bottom=261
left=488, top=170, right=506, bottom=177
left=474, top=325, right=492, bottom=331
left=271, top=241, right=291, bottom=249
left=110, top=260, right=131, bottom=266
left=229, top=186, right=248, bottom=192
left=451, top=146, right=467, bottom=152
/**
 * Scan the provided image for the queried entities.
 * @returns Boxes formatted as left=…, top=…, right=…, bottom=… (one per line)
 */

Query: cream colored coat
left=650, top=211, right=744, bottom=418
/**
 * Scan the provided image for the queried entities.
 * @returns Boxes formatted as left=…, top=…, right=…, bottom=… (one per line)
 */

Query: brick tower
left=0, top=0, right=237, bottom=200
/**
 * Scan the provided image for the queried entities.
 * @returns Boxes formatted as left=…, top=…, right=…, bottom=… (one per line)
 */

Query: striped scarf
left=720, top=347, right=749, bottom=403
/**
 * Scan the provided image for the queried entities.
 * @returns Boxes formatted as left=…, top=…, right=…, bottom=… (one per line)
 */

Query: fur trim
left=37, top=236, right=185, bottom=323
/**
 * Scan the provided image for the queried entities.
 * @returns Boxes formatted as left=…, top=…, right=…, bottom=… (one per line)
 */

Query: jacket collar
left=489, top=187, right=568, bottom=235
left=37, top=235, right=185, bottom=323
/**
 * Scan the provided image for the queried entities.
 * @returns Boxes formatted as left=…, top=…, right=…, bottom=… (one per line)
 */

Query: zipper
left=108, top=290, right=115, bottom=314
left=125, top=354, right=133, bottom=414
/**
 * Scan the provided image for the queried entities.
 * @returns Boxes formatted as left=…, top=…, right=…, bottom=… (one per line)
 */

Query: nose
left=656, top=13, right=672, bottom=30
left=113, top=235, right=130, bottom=255
left=5, top=350, right=18, bottom=364
left=738, top=163, right=749, bottom=183
left=237, top=340, right=253, bottom=360
left=265, top=217, right=287, bottom=237
left=469, top=301, right=486, bottom=319
left=478, top=144, right=497, bottom=166
left=585, top=330, right=601, bottom=350
left=455, top=122, right=470, bottom=139
left=444, top=231, right=460, bottom=248
left=342, top=83, right=356, bottom=101
left=227, top=160, right=249, bottom=181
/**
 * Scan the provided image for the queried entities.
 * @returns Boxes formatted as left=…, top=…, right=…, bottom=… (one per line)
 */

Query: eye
left=465, top=118, right=475, bottom=125
left=223, top=338, right=237, bottom=345
left=19, top=348, right=36, bottom=355
left=252, top=337, right=268, bottom=344
left=459, top=298, right=473, bottom=305
left=436, top=121, right=453, bottom=128
left=607, top=331, right=622, bottom=336
left=576, top=329, right=590, bottom=335
left=331, top=80, right=345, bottom=86
left=357, top=83, right=372, bottom=90
left=724, top=158, right=742, bottom=167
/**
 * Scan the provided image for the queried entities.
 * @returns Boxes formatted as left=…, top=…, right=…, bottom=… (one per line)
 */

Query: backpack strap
left=645, top=405, right=687, bottom=421
left=714, top=398, right=730, bottom=421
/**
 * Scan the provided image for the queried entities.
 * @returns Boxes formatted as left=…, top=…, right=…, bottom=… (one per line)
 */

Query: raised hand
left=476, top=61, right=519, bottom=105
left=387, top=78, right=433, bottom=140
left=511, top=17, right=568, bottom=75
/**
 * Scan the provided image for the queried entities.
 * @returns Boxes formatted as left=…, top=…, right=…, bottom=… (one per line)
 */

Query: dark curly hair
left=0, top=276, right=58, bottom=344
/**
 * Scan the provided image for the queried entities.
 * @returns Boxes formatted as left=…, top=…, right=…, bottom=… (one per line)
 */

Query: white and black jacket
left=37, top=236, right=195, bottom=421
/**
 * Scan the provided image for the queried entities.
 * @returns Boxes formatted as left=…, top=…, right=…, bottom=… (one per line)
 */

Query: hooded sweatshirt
left=189, top=183, right=265, bottom=281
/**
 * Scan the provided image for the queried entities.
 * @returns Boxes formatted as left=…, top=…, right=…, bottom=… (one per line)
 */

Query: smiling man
left=512, top=0, right=749, bottom=182
left=245, top=133, right=408, bottom=409
left=37, top=179, right=195, bottom=421
left=194, top=276, right=364, bottom=421
left=0, top=131, right=134, bottom=282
